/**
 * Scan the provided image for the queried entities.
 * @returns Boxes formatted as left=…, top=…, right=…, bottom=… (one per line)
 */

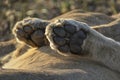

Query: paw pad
left=46, top=20, right=87, bottom=55
left=13, top=18, right=49, bottom=47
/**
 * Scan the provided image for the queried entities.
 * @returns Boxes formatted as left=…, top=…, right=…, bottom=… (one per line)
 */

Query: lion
left=0, top=10, right=120, bottom=80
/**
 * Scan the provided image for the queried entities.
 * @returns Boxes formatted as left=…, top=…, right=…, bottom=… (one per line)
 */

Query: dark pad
left=53, top=36, right=66, bottom=46
left=53, top=27, right=66, bottom=37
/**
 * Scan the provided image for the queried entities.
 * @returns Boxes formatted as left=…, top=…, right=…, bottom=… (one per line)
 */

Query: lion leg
left=45, top=19, right=120, bottom=72
left=92, top=18, right=120, bottom=42
left=12, top=18, right=50, bottom=47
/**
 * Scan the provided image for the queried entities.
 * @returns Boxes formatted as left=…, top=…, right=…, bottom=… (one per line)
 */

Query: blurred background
left=0, top=0, right=120, bottom=41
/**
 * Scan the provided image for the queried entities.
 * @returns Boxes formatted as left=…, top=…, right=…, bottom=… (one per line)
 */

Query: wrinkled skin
left=0, top=10, right=120, bottom=80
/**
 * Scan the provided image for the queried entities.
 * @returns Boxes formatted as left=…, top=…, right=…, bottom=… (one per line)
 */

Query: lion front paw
left=13, top=18, right=49, bottom=47
left=45, top=19, right=89, bottom=55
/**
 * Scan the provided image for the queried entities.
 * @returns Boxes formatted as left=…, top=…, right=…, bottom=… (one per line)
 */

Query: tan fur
left=2, top=46, right=120, bottom=80
left=0, top=10, right=120, bottom=80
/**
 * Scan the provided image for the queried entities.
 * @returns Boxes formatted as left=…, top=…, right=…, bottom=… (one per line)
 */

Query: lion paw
left=45, top=19, right=88, bottom=55
left=13, top=18, right=49, bottom=47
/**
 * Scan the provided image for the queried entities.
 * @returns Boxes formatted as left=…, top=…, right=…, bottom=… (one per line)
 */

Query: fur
left=0, top=10, right=120, bottom=80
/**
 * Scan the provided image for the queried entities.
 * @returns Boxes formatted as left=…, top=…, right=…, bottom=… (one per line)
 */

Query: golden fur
left=0, top=10, right=120, bottom=80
